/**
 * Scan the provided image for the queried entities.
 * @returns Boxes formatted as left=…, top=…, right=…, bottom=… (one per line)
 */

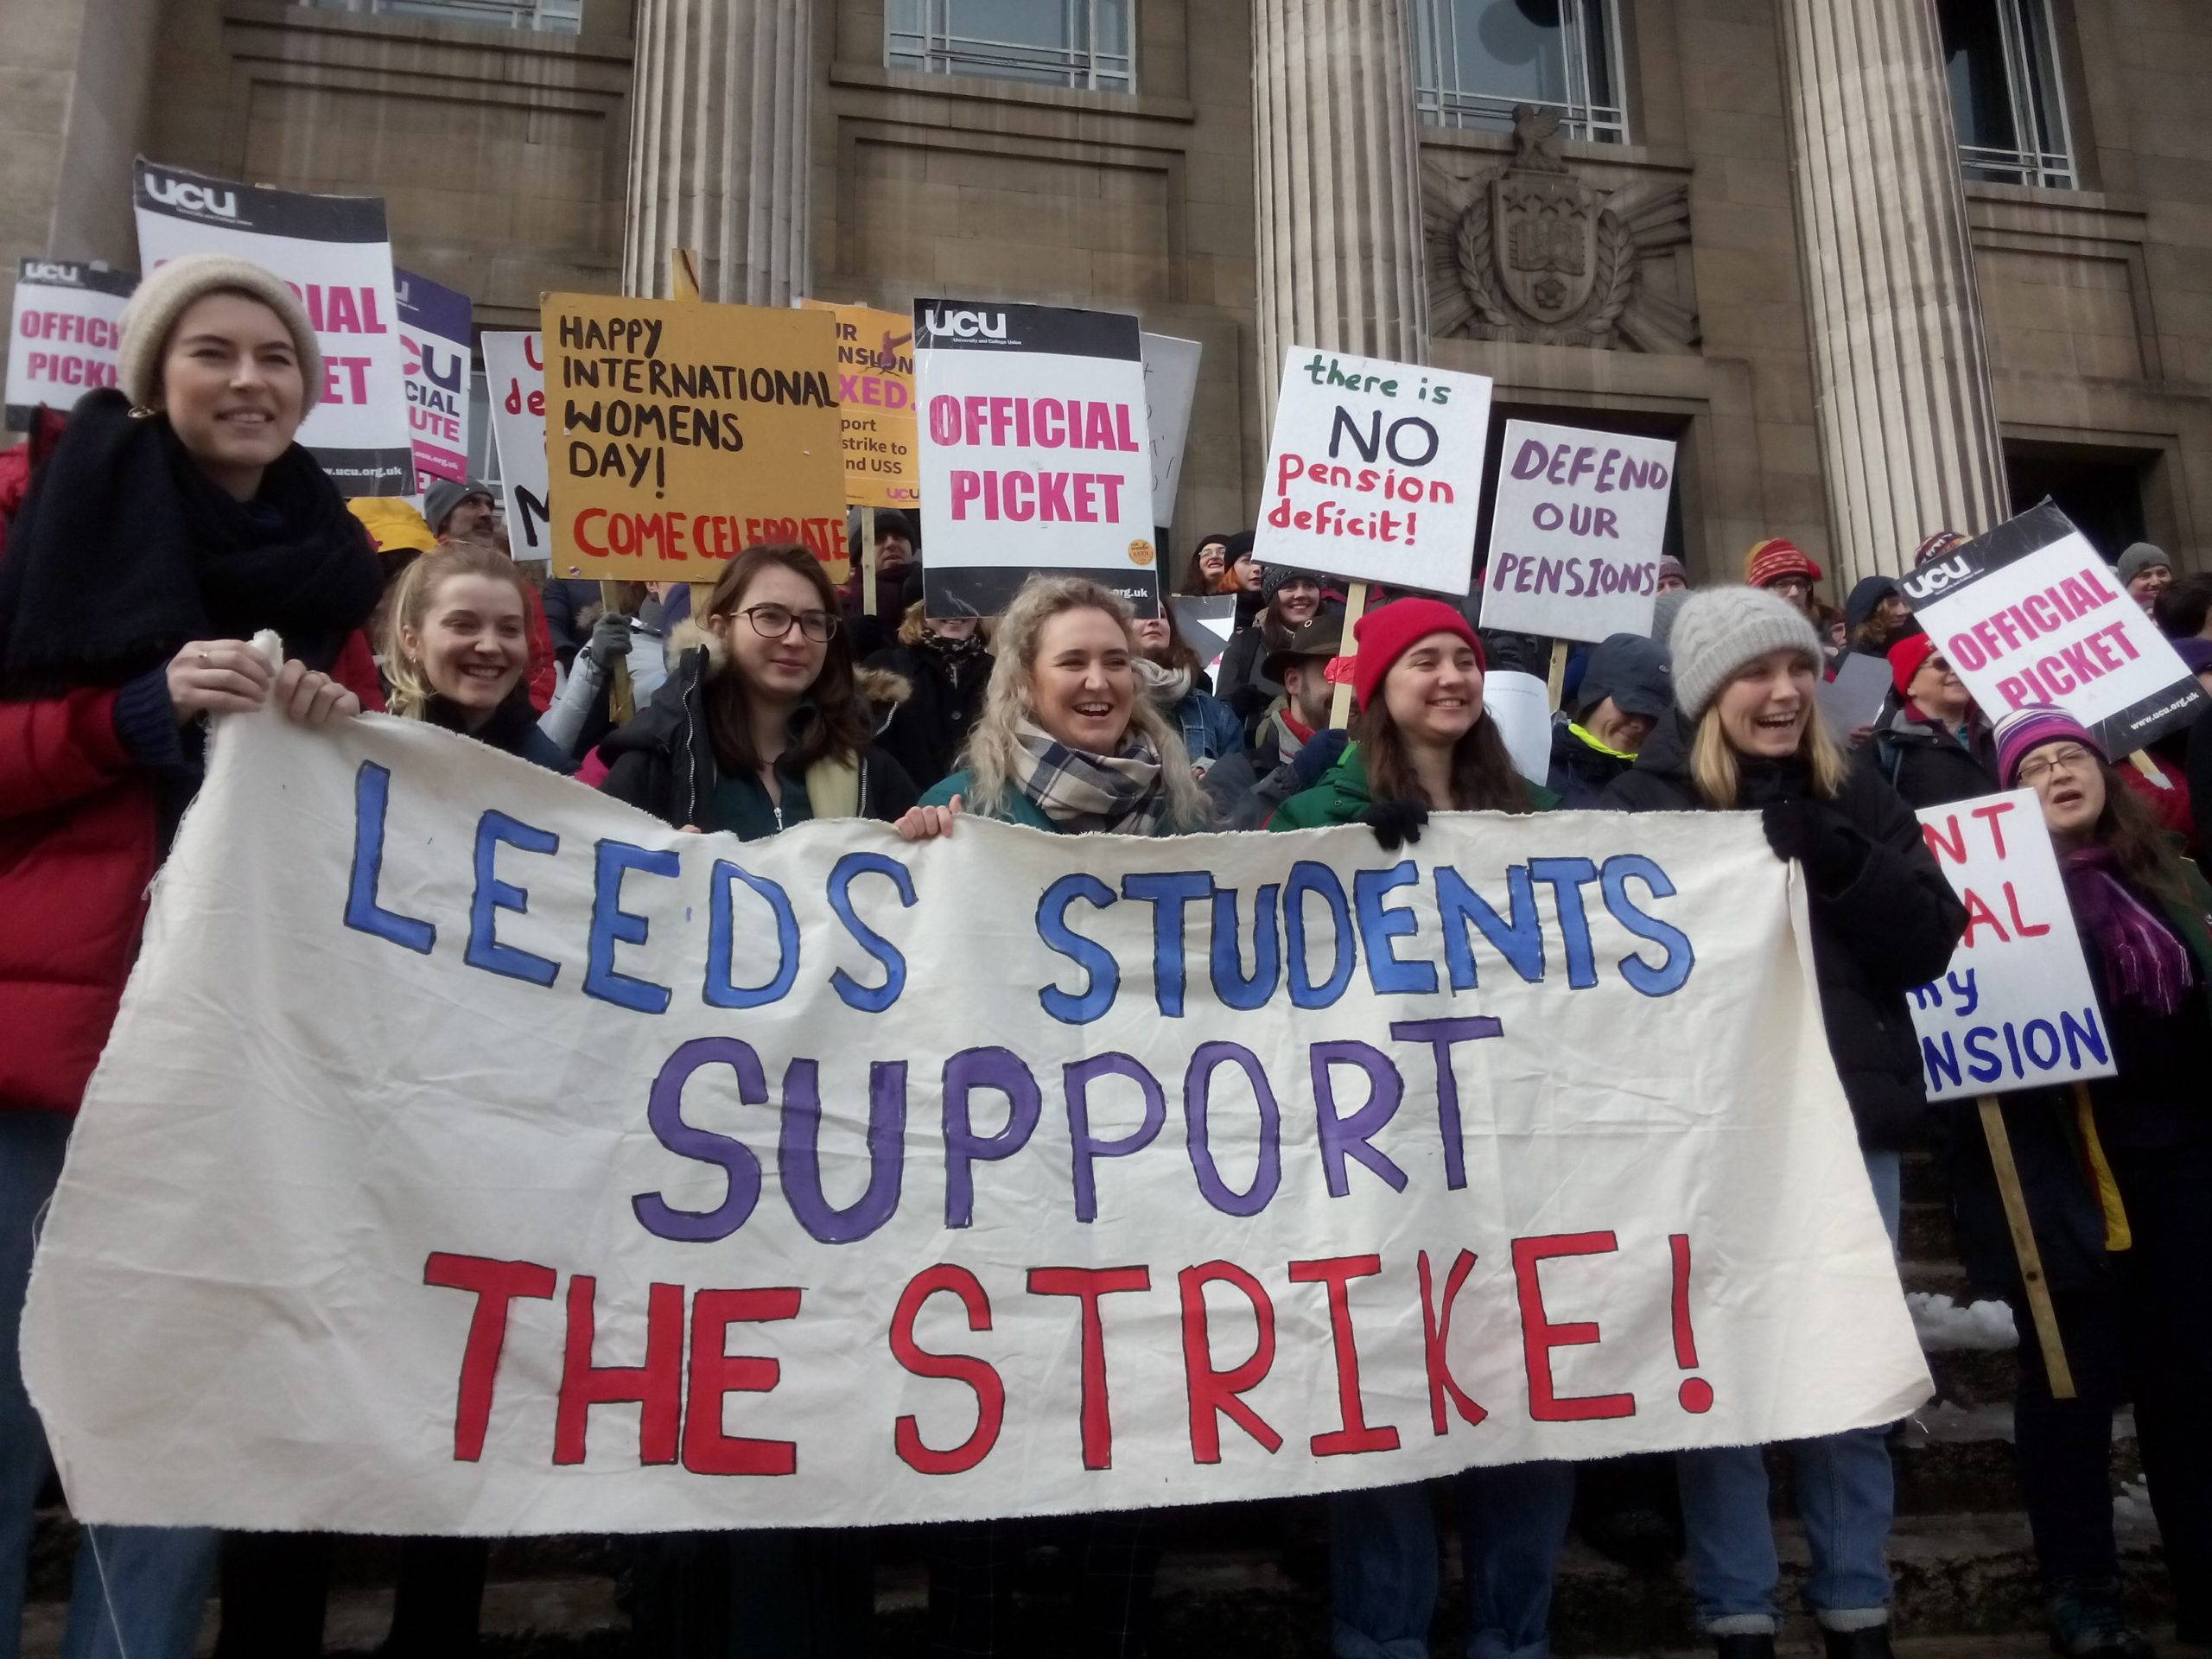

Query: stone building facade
left=3, top=0, right=2209, bottom=592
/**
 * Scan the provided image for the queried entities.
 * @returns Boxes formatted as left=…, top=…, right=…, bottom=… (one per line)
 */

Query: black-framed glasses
left=737, top=604, right=839, bottom=643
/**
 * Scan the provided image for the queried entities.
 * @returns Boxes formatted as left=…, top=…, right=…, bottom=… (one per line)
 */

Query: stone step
left=1899, top=1201, right=1961, bottom=1263
left=19, top=1509, right=2171, bottom=1656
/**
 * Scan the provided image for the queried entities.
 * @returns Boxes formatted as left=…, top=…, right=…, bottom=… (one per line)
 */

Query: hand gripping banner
left=23, top=696, right=1929, bottom=1535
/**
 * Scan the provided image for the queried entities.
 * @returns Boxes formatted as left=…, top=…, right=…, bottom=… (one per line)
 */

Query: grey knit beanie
left=2116, top=542, right=2171, bottom=586
left=1669, top=585, right=1825, bottom=719
left=1262, top=563, right=1321, bottom=605
left=117, top=252, right=322, bottom=414
left=1649, top=588, right=1691, bottom=650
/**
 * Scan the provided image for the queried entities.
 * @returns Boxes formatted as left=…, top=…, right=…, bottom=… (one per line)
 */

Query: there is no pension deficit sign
left=914, top=297, right=1158, bottom=619
left=23, top=668, right=1929, bottom=1535
left=1906, top=790, right=2114, bottom=1102
left=1256, top=346, right=1494, bottom=596
left=1478, top=421, right=1676, bottom=644
left=1901, top=500, right=2207, bottom=756
left=546, top=294, right=848, bottom=583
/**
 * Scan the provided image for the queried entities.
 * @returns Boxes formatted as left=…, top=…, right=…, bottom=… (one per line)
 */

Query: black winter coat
left=597, top=643, right=918, bottom=833
left=1545, top=717, right=1634, bottom=808
left=1603, top=712, right=1968, bottom=1149
left=867, top=639, right=991, bottom=794
left=1859, top=706, right=1996, bottom=811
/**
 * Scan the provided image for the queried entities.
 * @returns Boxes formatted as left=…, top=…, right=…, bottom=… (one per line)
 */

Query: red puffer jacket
left=0, top=636, right=384, bottom=1115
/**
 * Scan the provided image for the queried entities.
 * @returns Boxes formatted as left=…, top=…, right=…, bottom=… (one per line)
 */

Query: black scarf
left=423, top=689, right=538, bottom=757
left=0, top=390, right=383, bottom=697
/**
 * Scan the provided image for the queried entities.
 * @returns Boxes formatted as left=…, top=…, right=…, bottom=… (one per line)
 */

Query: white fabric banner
left=1907, top=789, right=2115, bottom=1101
left=1478, top=421, right=1675, bottom=644
left=25, top=692, right=1929, bottom=1535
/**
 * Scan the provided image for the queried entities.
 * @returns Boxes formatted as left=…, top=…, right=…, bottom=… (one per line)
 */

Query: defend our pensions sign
left=1478, top=421, right=1676, bottom=644
left=24, top=668, right=1929, bottom=1536
left=546, top=294, right=848, bottom=582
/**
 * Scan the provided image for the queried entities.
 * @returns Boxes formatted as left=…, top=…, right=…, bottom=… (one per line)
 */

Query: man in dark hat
left=1248, top=614, right=1344, bottom=770
left=423, top=478, right=498, bottom=545
left=1547, top=632, right=1670, bottom=805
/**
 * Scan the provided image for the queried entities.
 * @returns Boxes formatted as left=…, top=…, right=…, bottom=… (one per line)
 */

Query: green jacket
left=920, top=768, right=1194, bottom=836
left=1266, top=742, right=1559, bottom=830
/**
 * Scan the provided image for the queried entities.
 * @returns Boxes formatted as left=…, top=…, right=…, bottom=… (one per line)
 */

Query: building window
left=887, top=1, right=1135, bottom=94
left=1413, top=0, right=1627, bottom=143
left=296, top=0, right=582, bottom=33
left=1938, top=0, right=2075, bottom=189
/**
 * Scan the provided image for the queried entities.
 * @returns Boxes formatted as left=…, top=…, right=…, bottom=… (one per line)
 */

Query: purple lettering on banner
left=779, top=1058, right=908, bottom=1244
left=943, top=1046, right=1042, bottom=1228
left=1309, top=1040, right=1408, bottom=1197
left=1183, top=1042, right=1282, bottom=1217
left=632, top=1038, right=766, bottom=1243
left=1064, top=1052, right=1167, bottom=1223
left=1388, top=1016, right=1505, bottom=1191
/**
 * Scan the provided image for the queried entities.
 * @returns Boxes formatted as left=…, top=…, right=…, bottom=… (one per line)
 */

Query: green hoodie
left=1266, top=741, right=1558, bottom=829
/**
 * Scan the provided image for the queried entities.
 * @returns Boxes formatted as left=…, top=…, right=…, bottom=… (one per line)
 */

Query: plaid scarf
left=1012, top=716, right=1168, bottom=836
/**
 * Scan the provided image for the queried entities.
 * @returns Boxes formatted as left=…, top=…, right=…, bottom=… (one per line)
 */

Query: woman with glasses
left=1936, top=707, right=2212, bottom=1659
left=598, top=541, right=918, bottom=839
left=1861, top=635, right=1997, bottom=810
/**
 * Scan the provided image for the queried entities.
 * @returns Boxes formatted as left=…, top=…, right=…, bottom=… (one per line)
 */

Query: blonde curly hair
left=958, top=575, right=1209, bottom=829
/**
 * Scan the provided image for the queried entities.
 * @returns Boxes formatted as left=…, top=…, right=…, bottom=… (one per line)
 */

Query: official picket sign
left=396, top=269, right=474, bottom=503
left=914, top=298, right=1158, bottom=618
left=483, top=331, right=549, bottom=561
left=800, top=299, right=918, bottom=509
left=1257, top=347, right=1494, bottom=596
left=1141, top=332, right=1203, bottom=531
left=1478, top=421, right=1676, bottom=643
left=22, top=676, right=1930, bottom=1535
left=1901, top=502, right=2206, bottom=754
left=5, top=257, right=134, bottom=428
left=133, top=158, right=412, bottom=495
left=1906, top=790, right=2115, bottom=1102
left=546, top=294, right=848, bottom=582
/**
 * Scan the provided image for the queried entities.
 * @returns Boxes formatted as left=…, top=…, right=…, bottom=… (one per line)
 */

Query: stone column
left=1779, top=0, right=2009, bottom=585
left=1253, top=0, right=1429, bottom=406
left=622, top=0, right=811, bottom=304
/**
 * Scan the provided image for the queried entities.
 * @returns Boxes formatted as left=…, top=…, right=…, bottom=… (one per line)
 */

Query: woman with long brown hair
left=598, top=542, right=918, bottom=836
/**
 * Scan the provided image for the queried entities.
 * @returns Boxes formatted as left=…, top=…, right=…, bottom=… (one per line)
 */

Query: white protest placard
left=1141, top=332, right=1202, bottom=531
left=1478, top=421, right=1676, bottom=642
left=395, top=269, right=472, bottom=502
left=1168, top=594, right=1236, bottom=671
left=134, top=159, right=411, bottom=496
left=6, top=257, right=133, bottom=427
left=1907, top=790, right=2113, bottom=1101
left=482, top=331, right=548, bottom=561
left=915, top=298, right=1157, bottom=617
left=1482, top=671, right=1556, bottom=788
left=1818, top=652, right=1894, bottom=737
left=1257, top=346, right=1493, bottom=595
left=1901, top=502, right=2206, bottom=755
left=24, top=680, right=1929, bottom=1535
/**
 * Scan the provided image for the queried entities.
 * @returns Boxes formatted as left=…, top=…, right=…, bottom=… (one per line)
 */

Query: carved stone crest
left=1426, top=105, right=1697, bottom=353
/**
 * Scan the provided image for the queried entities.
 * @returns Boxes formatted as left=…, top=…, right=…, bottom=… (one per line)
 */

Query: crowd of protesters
left=0, top=252, right=2209, bottom=1659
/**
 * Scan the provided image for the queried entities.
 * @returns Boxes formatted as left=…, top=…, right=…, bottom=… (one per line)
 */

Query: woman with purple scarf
left=1937, top=704, right=2212, bottom=1659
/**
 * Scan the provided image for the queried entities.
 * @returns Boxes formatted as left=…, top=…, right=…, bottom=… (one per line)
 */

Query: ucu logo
left=144, top=175, right=239, bottom=219
left=23, top=262, right=78, bottom=283
left=925, top=307, right=1007, bottom=340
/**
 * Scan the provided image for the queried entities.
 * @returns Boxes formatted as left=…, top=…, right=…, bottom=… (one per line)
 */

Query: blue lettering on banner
left=345, top=761, right=435, bottom=954
left=828, top=852, right=914, bottom=1013
left=586, top=840, right=679, bottom=1014
left=465, top=811, right=562, bottom=987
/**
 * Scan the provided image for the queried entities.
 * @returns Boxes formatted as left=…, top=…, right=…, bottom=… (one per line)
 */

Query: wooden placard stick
left=1976, top=1093, right=2075, bottom=1399
left=1328, top=580, right=1370, bottom=730
left=2126, top=749, right=2164, bottom=784
left=1546, top=638, right=1569, bottom=712
left=861, top=505, right=879, bottom=616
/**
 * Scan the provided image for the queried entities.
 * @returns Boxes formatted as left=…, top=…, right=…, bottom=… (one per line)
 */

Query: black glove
left=1288, top=727, right=1350, bottom=791
left=583, top=612, right=633, bottom=670
left=1760, top=798, right=1867, bottom=891
left=1359, top=798, right=1429, bottom=853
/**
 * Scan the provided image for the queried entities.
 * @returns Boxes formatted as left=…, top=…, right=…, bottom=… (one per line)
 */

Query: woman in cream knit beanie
left=117, top=252, right=322, bottom=414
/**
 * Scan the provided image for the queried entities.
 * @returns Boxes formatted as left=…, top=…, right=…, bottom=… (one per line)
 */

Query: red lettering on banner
left=1179, top=1261, right=1282, bottom=1462
left=889, top=1266, right=1005, bottom=1475
left=682, top=1287, right=801, bottom=1476
left=554, top=1274, right=683, bottom=1465
left=1417, top=1248, right=1487, bottom=1434
left=1027, top=1266, right=1151, bottom=1471
left=1289, top=1255, right=1401, bottom=1457
left=1511, top=1232, right=1635, bottom=1422
left=423, top=1252, right=556, bottom=1462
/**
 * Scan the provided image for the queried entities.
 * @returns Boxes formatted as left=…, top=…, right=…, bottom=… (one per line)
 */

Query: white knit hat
left=117, top=253, right=322, bottom=413
left=1668, top=585, right=1826, bottom=718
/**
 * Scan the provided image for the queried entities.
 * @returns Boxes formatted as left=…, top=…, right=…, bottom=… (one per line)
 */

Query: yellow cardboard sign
left=801, top=299, right=919, bottom=509
left=545, top=293, right=848, bottom=582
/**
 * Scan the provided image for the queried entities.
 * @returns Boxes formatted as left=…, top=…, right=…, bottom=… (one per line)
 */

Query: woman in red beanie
left=1266, top=598, right=1568, bottom=1659
left=1859, top=634, right=1997, bottom=810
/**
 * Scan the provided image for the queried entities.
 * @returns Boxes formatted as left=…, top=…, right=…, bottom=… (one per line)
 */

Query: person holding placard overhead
left=1264, top=599, right=1573, bottom=1659
left=0, top=251, right=384, bottom=1659
left=1605, top=587, right=1966, bottom=1659
left=1933, top=706, right=2212, bottom=1659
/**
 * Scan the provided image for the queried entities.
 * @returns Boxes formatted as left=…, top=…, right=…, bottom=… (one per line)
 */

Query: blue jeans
left=0, top=1110, right=217, bottom=1659
left=1675, top=1148, right=1903, bottom=1634
left=1331, top=1461, right=1577, bottom=1659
